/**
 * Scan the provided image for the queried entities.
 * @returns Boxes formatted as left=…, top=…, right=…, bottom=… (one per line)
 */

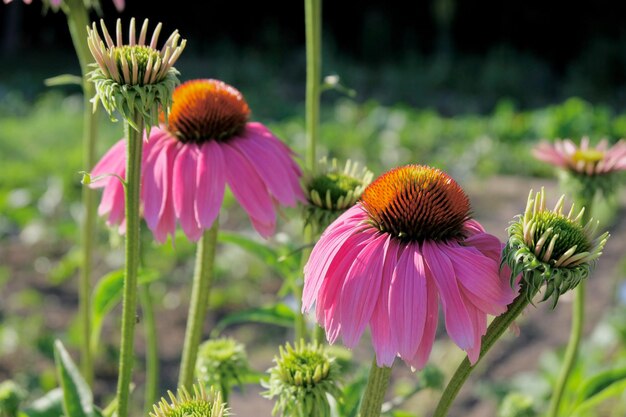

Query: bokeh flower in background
left=533, top=137, right=626, bottom=199
left=91, top=79, right=304, bottom=241
left=303, top=164, right=517, bottom=368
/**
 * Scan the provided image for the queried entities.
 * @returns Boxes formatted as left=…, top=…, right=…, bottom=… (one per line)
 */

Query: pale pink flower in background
left=533, top=137, right=626, bottom=176
left=91, top=79, right=304, bottom=242
left=303, top=165, right=517, bottom=368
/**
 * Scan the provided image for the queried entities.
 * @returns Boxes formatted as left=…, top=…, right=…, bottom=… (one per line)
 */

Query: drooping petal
left=221, top=142, right=276, bottom=238
left=423, top=240, right=475, bottom=350
left=389, top=242, right=427, bottom=360
left=142, top=131, right=173, bottom=232
left=90, top=139, right=126, bottom=182
left=462, top=291, right=488, bottom=364
left=172, top=144, right=203, bottom=241
left=151, top=139, right=178, bottom=243
left=443, top=243, right=511, bottom=315
left=408, top=271, right=439, bottom=370
left=316, top=232, right=375, bottom=344
left=339, top=233, right=388, bottom=348
left=370, top=236, right=400, bottom=367
left=303, top=205, right=369, bottom=312
left=232, top=127, right=302, bottom=206
left=195, top=140, right=226, bottom=229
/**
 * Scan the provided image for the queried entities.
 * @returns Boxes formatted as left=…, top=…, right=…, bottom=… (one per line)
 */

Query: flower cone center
left=165, top=79, right=250, bottom=143
left=573, top=149, right=604, bottom=164
left=361, top=165, right=470, bottom=242
left=532, top=212, right=591, bottom=260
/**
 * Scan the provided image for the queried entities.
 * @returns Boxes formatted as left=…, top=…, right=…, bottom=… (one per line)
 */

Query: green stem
left=547, top=281, right=585, bottom=417
left=547, top=197, right=593, bottom=417
left=297, top=0, right=322, bottom=343
left=433, top=291, right=532, bottom=417
left=139, top=284, right=159, bottom=413
left=358, top=358, right=393, bottom=417
left=115, top=116, right=144, bottom=417
left=64, top=0, right=100, bottom=386
left=305, top=0, right=322, bottom=172
left=178, top=223, right=220, bottom=391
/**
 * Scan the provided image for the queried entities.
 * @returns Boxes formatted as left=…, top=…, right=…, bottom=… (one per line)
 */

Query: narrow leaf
left=44, top=74, right=83, bottom=87
left=218, top=232, right=289, bottom=276
left=53, top=340, right=94, bottom=417
left=22, top=389, right=63, bottom=417
left=210, top=303, right=296, bottom=337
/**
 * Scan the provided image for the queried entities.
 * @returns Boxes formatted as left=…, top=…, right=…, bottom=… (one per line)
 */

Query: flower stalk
left=116, top=114, right=144, bottom=417
left=140, top=284, right=159, bottom=414
left=63, top=0, right=101, bottom=385
left=433, top=291, right=532, bottom=417
left=178, top=223, right=220, bottom=391
left=296, top=0, right=322, bottom=343
left=358, top=359, right=393, bottom=417
left=547, top=197, right=592, bottom=417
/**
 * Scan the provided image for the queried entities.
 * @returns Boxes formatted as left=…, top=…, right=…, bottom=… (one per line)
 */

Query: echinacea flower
left=262, top=340, right=340, bottom=417
left=91, top=79, right=304, bottom=241
left=303, top=164, right=517, bottom=368
left=87, top=18, right=185, bottom=130
left=533, top=137, right=626, bottom=199
left=150, top=384, right=228, bottom=417
left=503, top=189, right=609, bottom=306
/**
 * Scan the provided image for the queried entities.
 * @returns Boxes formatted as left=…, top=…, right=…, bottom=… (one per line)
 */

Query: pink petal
left=232, top=128, right=301, bottom=206
left=112, top=0, right=124, bottom=11
left=463, top=231, right=502, bottom=261
left=444, top=243, right=511, bottom=315
left=389, top=242, right=427, bottom=360
left=142, top=132, right=173, bottom=231
left=221, top=142, right=276, bottom=237
left=370, top=236, right=400, bottom=367
left=339, top=233, right=388, bottom=348
left=91, top=139, right=125, bottom=182
left=462, top=292, right=487, bottom=364
left=303, top=205, right=369, bottom=311
left=408, top=273, right=439, bottom=370
left=172, top=144, right=203, bottom=241
left=195, top=141, right=226, bottom=229
left=423, top=240, right=475, bottom=350
left=316, top=233, right=374, bottom=344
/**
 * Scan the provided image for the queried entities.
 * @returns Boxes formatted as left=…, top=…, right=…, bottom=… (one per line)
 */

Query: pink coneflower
left=91, top=79, right=304, bottom=242
left=2, top=0, right=125, bottom=12
left=303, top=165, right=517, bottom=368
left=533, top=137, right=626, bottom=176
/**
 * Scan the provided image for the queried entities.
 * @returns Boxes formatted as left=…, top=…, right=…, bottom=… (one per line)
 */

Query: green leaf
left=210, top=303, right=296, bottom=337
left=22, top=389, right=64, bottom=417
left=53, top=340, right=94, bottom=417
left=44, top=74, right=83, bottom=87
left=570, top=366, right=626, bottom=415
left=338, top=368, right=370, bottom=417
left=91, top=269, right=159, bottom=352
left=217, top=232, right=290, bottom=276
left=49, top=247, right=81, bottom=285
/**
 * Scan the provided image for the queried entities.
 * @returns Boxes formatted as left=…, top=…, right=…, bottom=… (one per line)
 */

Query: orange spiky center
left=360, top=165, right=471, bottom=242
left=165, top=79, right=250, bottom=143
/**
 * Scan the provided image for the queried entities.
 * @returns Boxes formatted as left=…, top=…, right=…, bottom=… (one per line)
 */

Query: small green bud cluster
left=503, top=189, right=609, bottom=307
left=263, top=340, right=341, bottom=417
left=195, top=337, right=249, bottom=401
left=150, top=384, right=228, bottom=417
left=304, top=157, right=373, bottom=229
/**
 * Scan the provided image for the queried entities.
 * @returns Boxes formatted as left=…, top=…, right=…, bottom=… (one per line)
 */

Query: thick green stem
left=297, top=0, right=322, bottom=343
left=64, top=0, right=100, bottom=386
left=305, top=0, right=321, bottom=172
left=547, top=281, right=585, bottom=417
left=178, top=224, right=220, bottom=390
left=433, top=292, right=532, bottom=417
left=139, top=284, right=159, bottom=414
left=547, top=197, right=593, bottom=417
left=115, top=116, right=144, bottom=417
left=358, top=358, right=393, bottom=417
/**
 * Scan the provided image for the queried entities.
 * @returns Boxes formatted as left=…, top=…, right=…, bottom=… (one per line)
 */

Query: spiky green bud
left=262, top=340, right=341, bottom=417
left=150, top=384, right=228, bottom=417
left=195, top=338, right=250, bottom=402
left=0, top=381, right=25, bottom=417
left=503, top=188, right=609, bottom=307
left=304, top=157, right=373, bottom=229
left=87, top=18, right=186, bottom=132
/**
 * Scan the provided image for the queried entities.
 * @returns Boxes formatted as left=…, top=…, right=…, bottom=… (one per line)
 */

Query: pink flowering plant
left=3, top=1, right=625, bottom=417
